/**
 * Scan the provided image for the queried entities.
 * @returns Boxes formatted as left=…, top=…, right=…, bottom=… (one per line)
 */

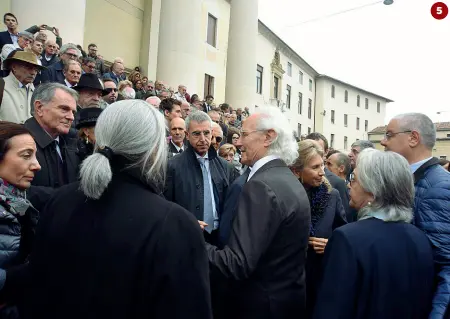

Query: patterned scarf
left=0, top=178, right=32, bottom=216
left=307, top=182, right=331, bottom=236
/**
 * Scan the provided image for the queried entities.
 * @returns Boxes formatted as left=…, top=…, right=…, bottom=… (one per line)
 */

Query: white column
left=225, top=0, right=258, bottom=111
left=156, top=0, right=202, bottom=90
left=12, top=0, right=86, bottom=45
left=140, top=0, right=161, bottom=79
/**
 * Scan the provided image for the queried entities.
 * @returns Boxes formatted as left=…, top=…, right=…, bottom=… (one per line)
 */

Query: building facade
left=315, top=76, right=392, bottom=152
left=1, top=0, right=391, bottom=142
left=368, top=122, right=450, bottom=159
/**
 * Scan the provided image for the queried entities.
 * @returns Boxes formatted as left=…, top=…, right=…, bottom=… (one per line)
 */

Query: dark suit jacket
left=40, top=60, right=64, bottom=84
left=0, top=31, right=12, bottom=51
left=313, top=218, right=435, bottom=319
left=325, top=168, right=353, bottom=221
left=24, top=117, right=80, bottom=210
left=164, top=145, right=238, bottom=222
left=206, top=159, right=311, bottom=319
left=40, top=53, right=59, bottom=67
left=217, top=169, right=250, bottom=247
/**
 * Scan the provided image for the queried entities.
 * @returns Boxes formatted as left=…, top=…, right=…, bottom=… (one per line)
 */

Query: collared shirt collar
left=9, top=72, right=31, bottom=90
left=410, top=157, right=433, bottom=173
left=247, top=155, right=279, bottom=181
left=171, top=140, right=184, bottom=152
left=64, top=79, right=73, bottom=88
left=196, top=152, right=209, bottom=160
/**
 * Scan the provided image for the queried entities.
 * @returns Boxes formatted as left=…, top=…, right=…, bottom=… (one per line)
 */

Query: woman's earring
left=368, top=201, right=372, bottom=207
left=85, top=136, right=89, bottom=144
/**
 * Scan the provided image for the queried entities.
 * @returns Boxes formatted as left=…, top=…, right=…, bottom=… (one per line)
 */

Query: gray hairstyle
left=80, top=100, right=168, bottom=199
left=393, top=113, right=436, bottom=149
left=60, top=43, right=81, bottom=57
left=31, top=82, right=79, bottom=112
left=356, top=148, right=414, bottom=223
left=351, top=140, right=374, bottom=150
left=255, top=107, right=299, bottom=165
left=185, top=111, right=212, bottom=131
left=63, top=60, right=81, bottom=72
left=121, top=87, right=136, bottom=99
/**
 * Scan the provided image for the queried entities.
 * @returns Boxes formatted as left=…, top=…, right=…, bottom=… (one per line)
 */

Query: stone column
left=225, top=0, right=258, bottom=111
left=140, top=0, right=161, bottom=78
left=12, top=0, right=86, bottom=45
left=156, top=0, right=202, bottom=91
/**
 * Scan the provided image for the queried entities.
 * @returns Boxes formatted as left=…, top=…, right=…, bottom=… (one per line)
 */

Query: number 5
left=437, top=6, right=442, bottom=14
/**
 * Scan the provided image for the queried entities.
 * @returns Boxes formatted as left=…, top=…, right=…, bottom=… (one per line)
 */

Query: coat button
left=196, top=184, right=200, bottom=189
left=20, top=105, right=23, bottom=109
left=196, top=205, right=200, bottom=210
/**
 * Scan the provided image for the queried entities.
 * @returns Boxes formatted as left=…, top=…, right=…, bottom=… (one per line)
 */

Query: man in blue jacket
left=382, top=112, right=450, bottom=318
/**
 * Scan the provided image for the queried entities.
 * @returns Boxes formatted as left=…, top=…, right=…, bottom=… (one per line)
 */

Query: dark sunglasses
left=105, top=88, right=118, bottom=93
left=214, top=136, right=223, bottom=143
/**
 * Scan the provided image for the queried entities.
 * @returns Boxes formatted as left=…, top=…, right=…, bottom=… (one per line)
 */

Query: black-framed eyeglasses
left=105, top=88, right=118, bottom=93
left=384, top=130, right=412, bottom=140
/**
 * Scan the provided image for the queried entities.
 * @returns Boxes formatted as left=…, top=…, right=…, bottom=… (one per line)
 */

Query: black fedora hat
left=76, top=107, right=103, bottom=130
left=73, top=73, right=109, bottom=96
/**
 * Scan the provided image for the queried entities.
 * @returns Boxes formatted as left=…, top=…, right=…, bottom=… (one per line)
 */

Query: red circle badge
left=431, top=2, right=449, bottom=20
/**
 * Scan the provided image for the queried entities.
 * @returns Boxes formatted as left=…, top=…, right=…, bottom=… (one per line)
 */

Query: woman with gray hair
left=313, top=149, right=435, bottom=319
left=23, top=100, right=212, bottom=318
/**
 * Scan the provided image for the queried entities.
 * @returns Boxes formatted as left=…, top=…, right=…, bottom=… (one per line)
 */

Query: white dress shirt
left=247, top=155, right=280, bottom=181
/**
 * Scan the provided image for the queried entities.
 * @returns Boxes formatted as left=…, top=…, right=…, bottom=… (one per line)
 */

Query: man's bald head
left=146, top=96, right=161, bottom=108
left=170, top=117, right=186, bottom=147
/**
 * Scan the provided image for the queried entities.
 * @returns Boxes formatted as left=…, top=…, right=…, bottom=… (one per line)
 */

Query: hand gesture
left=198, top=221, right=208, bottom=231
left=309, top=237, right=328, bottom=254
left=52, top=27, right=60, bottom=37
left=38, top=24, right=47, bottom=31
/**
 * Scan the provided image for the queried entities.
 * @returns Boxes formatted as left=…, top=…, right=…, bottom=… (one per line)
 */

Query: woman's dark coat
left=304, top=181, right=347, bottom=318
left=20, top=162, right=212, bottom=319
left=313, top=218, right=435, bottom=319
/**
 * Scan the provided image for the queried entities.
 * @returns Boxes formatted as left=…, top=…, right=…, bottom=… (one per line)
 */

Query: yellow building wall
left=0, top=1, right=12, bottom=19
left=84, top=0, right=143, bottom=69
left=199, top=1, right=230, bottom=102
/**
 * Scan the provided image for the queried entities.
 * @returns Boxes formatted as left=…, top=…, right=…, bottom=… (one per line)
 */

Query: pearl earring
left=368, top=201, right=372, bottom=207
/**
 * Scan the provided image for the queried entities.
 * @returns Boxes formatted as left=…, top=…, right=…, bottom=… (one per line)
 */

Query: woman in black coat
left=313, top=149, right=435, bottom=319
left=290, top=140, right=347, bottom=318
left=9, top=101, right=212, bottom=319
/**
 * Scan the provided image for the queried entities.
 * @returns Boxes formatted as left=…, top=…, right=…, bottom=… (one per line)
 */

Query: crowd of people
left=0, top=11, right=448, bottom=319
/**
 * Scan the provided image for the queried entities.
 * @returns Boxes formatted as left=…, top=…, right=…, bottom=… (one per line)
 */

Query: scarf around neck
left=0, top=178, right=32, bottom=216
left=305, top=182, right=331, bottom=236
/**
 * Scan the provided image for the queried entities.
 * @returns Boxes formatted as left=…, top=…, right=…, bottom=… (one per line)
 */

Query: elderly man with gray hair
left=205, top=107, right=311, bottom=318
left=381, top=112, right=450, bottom=318
left=40, top=43, right=81, bottom=84
left=348, top=139, right=374, bottom=171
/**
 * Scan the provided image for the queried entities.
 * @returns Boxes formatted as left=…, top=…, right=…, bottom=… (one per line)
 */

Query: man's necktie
left=198, top=158, right=214, bottom=233
left=178, top=148, right=183, bottom=153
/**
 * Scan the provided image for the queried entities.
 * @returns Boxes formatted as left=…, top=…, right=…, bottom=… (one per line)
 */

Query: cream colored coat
left=0, top=72, right=34, bottom=124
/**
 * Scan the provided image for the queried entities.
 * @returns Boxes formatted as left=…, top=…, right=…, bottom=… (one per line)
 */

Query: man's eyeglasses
left=64, top=52, right=79, bottom=59
left=214, top=136, right=223, bottom=143
left=105, top=88, right=118, bottom=93
left=384, top=130, right=412, bottom=140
